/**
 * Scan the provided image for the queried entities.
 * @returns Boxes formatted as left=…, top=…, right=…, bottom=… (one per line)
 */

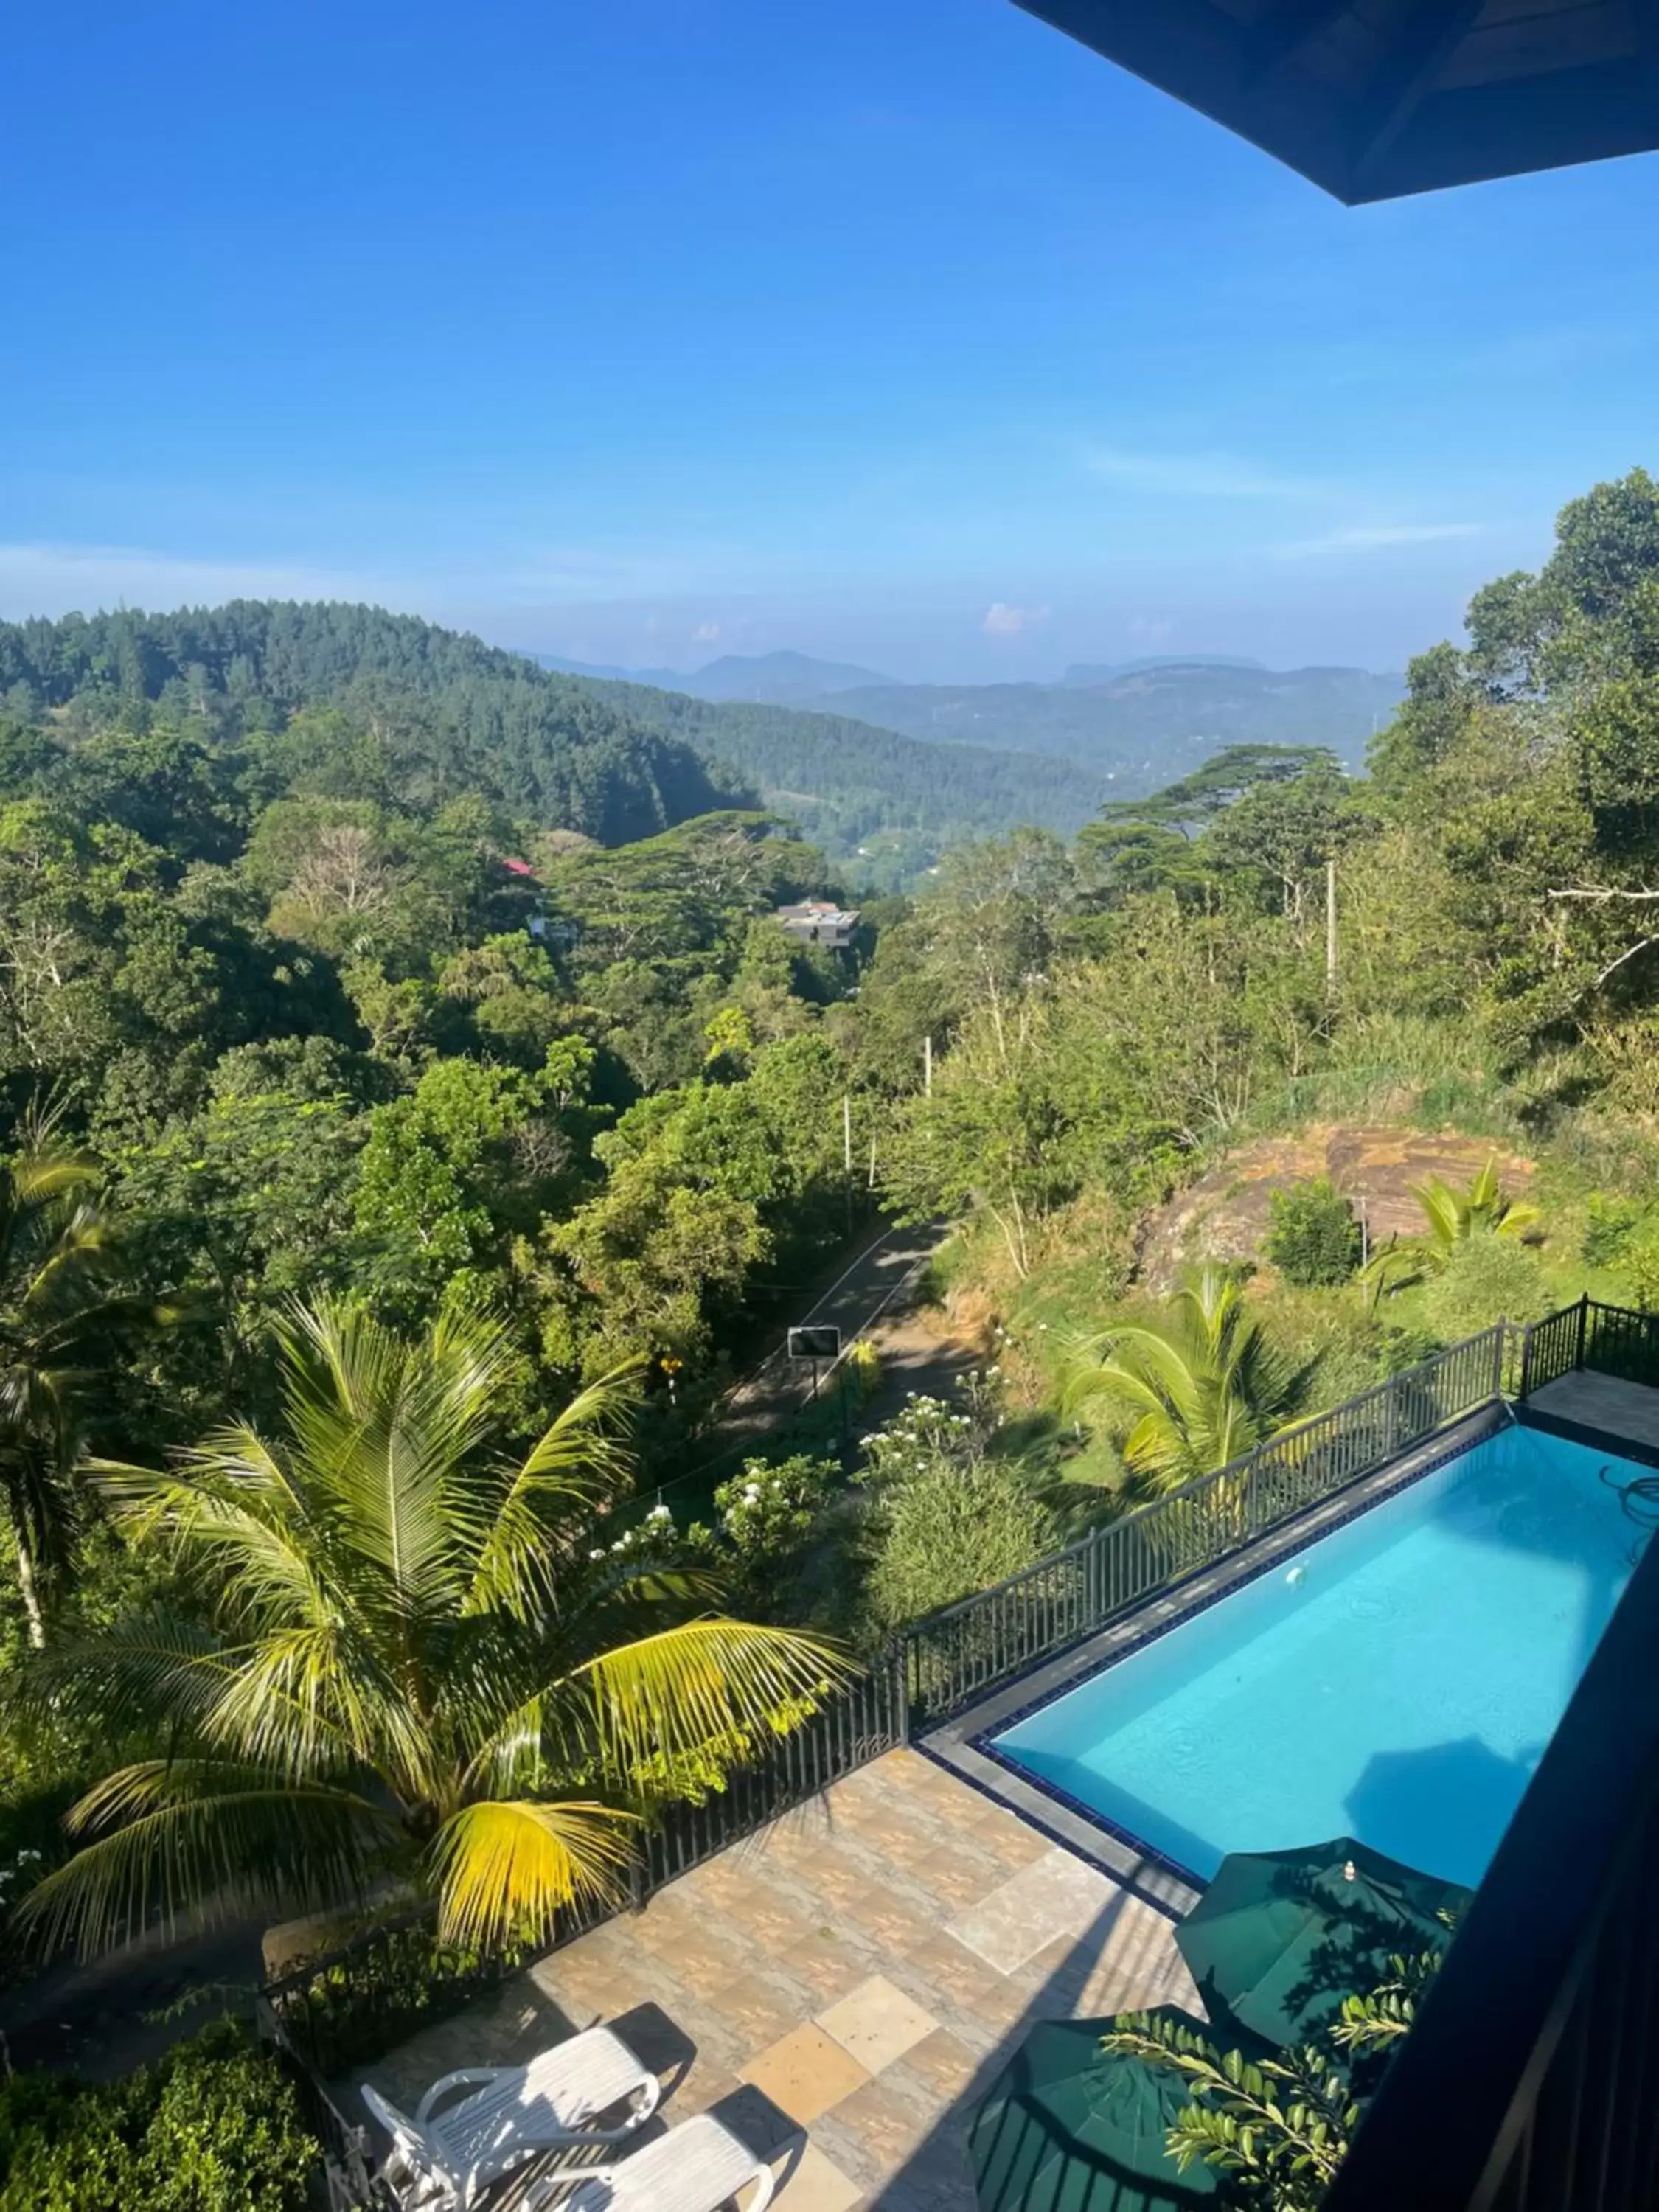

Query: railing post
left=1576, top=1292, right=1590, bottom=1371
left=891, top=1638, right=911, bottom=1746
left=1516, top=1320, right=1534, bottom=1399
left=1490, top=1321, right=1505, bottom=1401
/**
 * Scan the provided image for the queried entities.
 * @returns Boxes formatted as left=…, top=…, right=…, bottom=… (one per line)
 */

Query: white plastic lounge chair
left=364, top=2025, right=660, bottom=2208
left=524, top=2110, right=776, bottom=2211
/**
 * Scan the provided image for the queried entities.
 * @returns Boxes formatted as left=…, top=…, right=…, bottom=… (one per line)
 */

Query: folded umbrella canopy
left=1175, top=1835, right=1472, bottom=2051
left=970, top=2012, right=1220, bottom=2212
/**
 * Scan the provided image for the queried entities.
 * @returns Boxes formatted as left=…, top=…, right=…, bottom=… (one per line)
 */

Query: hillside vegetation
left=559, top=673, right=1103, bottom=877
left=0, top=600, right=737, bottom=844
left=1, top=467, right=1658, bottom=1992
left=872, top=467, right=1659, bottom=1495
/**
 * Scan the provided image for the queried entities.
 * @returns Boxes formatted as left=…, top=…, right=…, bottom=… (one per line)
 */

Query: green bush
left=859, top=1385, right=1054, bottom=1632
left=684, top=1452, right=840, bottom=1618
left=1265, top=1180, right=1363, bottom=1287
left=0, top=2021, right=320, bottom=2211
left=1620, top=1219, right=1659, bottom=1311
left=1421, top=1233, right=1554, bottom=1343
left=1582, top=1192, right=1646, bottom=1269
left=274, top=1921, right=526, bottom=2078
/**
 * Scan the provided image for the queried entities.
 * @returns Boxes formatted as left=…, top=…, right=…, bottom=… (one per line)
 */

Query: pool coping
left=919, top=1400, right=1516, bottom=1918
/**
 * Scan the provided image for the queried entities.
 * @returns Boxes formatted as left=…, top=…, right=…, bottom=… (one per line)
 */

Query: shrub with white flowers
left=857, top=1373, right=1054, bottom=1633
left=709, top=1454, right=837, bottom=1561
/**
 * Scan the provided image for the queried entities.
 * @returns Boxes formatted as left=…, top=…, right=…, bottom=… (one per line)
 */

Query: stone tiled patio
left=350, top=1750, right=1199, bottom=2210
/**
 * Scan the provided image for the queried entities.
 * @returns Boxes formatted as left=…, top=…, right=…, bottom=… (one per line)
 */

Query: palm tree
left=1063, top=1266, right=1310, bottom=1494
left=0, top=1135, right=140, bottom=1648
left=1366, top=1157, right=1541, bottom=1294
left=17, top=1300, right=845, bottom=1958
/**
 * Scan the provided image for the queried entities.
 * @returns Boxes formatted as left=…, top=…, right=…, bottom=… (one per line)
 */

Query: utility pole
left=923, top=1034, right=933, bottom=1097
left=1325, top=859, right=1338, bottom=1003
left=842, top=1093, right=854, bottom=1232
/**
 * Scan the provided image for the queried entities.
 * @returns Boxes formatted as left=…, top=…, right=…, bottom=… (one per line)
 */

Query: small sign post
left=787, top=1324, right=842, bottom=1402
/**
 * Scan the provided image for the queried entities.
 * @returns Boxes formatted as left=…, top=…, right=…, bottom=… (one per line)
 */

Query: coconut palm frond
left=4, top=1610, right=234, bottom=1742
left=574, top=1616, right=849, bottom=1779
left=466, top=1362, right=644, bottom=1621
left=90, top=1447, right=337, bottom=1631
left=200, top=1621, right=428, bottom=1790
left=429, top=1798, right=639, bottom=1952
left=275, top=1301, right=484, bottom=1615
left=1067, top=1267, right=1310, bottom=1495
left=15, top=1761, right=395, bottom=1959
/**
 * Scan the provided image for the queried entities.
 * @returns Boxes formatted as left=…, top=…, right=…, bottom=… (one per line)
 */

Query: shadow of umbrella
left=970, top=2012, right=1220, bottom=2212
left=1344, top=1736, right=1541, bottom=1896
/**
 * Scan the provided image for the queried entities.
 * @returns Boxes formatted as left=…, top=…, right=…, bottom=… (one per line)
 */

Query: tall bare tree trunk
left=14, top=1530, right=44, bottom=1649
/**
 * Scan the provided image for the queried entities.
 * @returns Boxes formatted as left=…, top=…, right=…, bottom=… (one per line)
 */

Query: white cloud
left=983, top=601, right=1051, bottom=636
left=1085, top=445, right=1332, bottom=503
left=1128, top=614, right=1175, bottom=644
left=691, top=620, right=721, bottom=643
left=1272, top=521, right=1486, bottom=560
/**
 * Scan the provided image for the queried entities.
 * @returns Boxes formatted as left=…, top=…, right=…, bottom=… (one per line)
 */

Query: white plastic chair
left=364, top=2025, right=660, bottom=2208
left=524, top=2110, right=777, bottom=2211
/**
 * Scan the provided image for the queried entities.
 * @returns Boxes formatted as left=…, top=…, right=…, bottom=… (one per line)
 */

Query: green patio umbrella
left=1175, top=1836, right=1472, bottom=2051
left=970, top=2012, right=1220, bottom=2212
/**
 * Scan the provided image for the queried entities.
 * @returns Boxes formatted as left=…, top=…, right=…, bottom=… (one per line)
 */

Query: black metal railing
left=1323, top=1432, right=1659, bottom=2212
left=255, top=1995, right=378, bottom=2210
left=1517, top=1293, right=1659, bottom=1397
left=641, top=1646, right=906, bottom=1893
left=1583, top=1296, right=1659, bottom=1386
left=904, top=1320, right=1510, bottom=1725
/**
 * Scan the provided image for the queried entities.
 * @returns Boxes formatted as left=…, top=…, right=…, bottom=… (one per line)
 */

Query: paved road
left=698, top=1215, right=950, bottom=1463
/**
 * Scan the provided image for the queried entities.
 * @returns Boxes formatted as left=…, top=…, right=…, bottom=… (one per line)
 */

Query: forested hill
left=553, top=672, right=1103, bottom=874
left=821, top=661, right=1405, bottom=772
left=0, top=602, right=740, bottom=844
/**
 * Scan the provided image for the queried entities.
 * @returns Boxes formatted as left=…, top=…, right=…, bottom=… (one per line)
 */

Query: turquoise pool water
left=992, top=1420, right=1652, bottom=1888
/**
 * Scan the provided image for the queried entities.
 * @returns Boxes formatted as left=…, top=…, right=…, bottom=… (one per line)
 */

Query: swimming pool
left=991, top=1419, right=1653, bottom=1890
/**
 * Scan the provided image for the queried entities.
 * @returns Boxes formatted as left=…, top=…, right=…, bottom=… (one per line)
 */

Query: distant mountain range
left=526, top=648, right=1404, bottom=780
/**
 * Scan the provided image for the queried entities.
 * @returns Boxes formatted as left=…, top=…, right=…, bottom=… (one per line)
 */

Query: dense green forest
left=1, top=468, right=1658, bottom=2030
left=552, top=673, right=1103, bottom=877
left=787, top=659, right=1404, bottom=773
left=0, top=601, right=743, bottom=844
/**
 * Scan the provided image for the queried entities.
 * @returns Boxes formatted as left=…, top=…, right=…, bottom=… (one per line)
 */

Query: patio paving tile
left=784, top=1928, right=886, bottom=2006
left=352, top=1747, right=1187, bottom=2212
left=947, top=1847, right=1117, bottom=1974
left=807, top=2066, right=942, bottom=2184
left=777, top=2141, right=865, bottom=2212
left=893, top=2026, right=984, bottom=2101
left=712, top=1966, right=819, bottom=2061
left=817, top=1973, right=938, bottom=2073
left=741, top=2021, right=871, bottom=2126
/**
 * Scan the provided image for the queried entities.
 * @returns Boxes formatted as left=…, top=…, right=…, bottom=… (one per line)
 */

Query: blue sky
left=4, top=0, right=1657, bottom=681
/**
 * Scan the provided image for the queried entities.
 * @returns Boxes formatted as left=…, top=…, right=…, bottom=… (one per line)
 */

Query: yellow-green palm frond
left=1412, top=1177, right=1464, bottom=1254
left=466, top=1361, right=644, bottom=1620
left=1063, top=1266, right=1307, bottom=1495
left=274, top=1300, right=494, bottom=1615
left=15, top=1761, right=397, bottom=1959
left=573, top=1617, right=851, bottom=1784
left=88, top=1439, right=335, bottom=1632
left=429, top=1798, right=639, bottom=1952
left=1491, top=1197, right=1542, bottom=1239
left=201, top=1621, right=428, bottom=1792
left=6, top=1610, right=237, bottom=1742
